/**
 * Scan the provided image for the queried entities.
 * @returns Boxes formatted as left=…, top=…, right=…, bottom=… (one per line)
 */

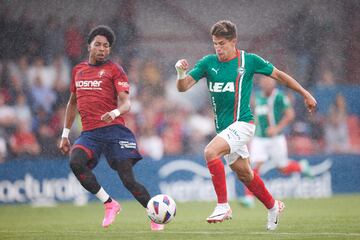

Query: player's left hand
left=267, top=126, right=279, bottom=137
left=101, top=112, right=116, bottom=123
left=304, top=93, right=317, bottom=113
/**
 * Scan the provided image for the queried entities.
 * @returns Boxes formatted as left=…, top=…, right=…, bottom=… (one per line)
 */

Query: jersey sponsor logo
left=211, top=68, right=219, bottom=74
left=237, top=67, right=245, bottom=75
left=209, top=82, right=235, bottom=92
left=118, top=81, right=129, bottom=88
left=75, top=80, right=103, bottom=90
left=119, top=140, right=137, bottom=149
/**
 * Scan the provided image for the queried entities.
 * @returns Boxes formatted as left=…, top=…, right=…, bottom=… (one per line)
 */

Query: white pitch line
left=1, top=230, right=360, bottom=237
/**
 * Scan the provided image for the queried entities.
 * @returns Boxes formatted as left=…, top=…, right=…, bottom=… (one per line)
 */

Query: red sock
left=207, top=159, right=227, bottom=203
left=244, top=168, right=259, bottom=197
left=245, top=172, right=274, bottom=209
left=282, top=160, right=301, bottom=175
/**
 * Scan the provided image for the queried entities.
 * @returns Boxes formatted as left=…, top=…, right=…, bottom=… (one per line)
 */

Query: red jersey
left=70, top=60, right=130, bottom=131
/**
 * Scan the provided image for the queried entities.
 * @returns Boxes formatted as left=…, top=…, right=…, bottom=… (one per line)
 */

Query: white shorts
left=250, top=135, right=288, bottom=168
left=218, top=121, right=255, bottom=165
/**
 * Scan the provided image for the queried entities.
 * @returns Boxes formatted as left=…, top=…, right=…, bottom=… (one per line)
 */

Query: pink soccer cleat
left=102, top=200, right=121, bottom=228
left=150, top=221, right=165, bottom=231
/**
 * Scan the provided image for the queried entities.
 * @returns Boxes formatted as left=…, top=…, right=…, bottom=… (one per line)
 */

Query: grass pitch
left=0, top=195, right=359, bottom=240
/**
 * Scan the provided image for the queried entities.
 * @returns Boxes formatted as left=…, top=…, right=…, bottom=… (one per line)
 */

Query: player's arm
left=175, top=59, right=197, bottom=92
left=101, top=91, right=130, bottom=123
left=270, top=68, right=317, bottom=112
left=59, top=93, right=77, bottom=154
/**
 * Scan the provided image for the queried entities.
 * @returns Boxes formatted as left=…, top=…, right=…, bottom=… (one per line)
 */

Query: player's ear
left=87, top=44, right=91, bottom=52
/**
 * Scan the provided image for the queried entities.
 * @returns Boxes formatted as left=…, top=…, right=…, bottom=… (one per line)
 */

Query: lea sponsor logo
left=209, top=82, right=235, bottom=92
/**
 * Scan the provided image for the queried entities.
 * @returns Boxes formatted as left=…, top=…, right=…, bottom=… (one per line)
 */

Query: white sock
left=269, top=200, right=278, bottom=211
left=217, top=203, right=230, bottom=208
left=95, top=187, right=110, bottom=203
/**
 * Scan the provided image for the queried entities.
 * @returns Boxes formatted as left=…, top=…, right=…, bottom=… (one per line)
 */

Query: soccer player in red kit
left=59, top=25, right=164, bottom=231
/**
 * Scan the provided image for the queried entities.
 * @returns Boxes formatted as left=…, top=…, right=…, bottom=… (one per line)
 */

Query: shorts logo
left=119, top=141, right=137, bottom=149
left=229, top=128, right=240, bottom=139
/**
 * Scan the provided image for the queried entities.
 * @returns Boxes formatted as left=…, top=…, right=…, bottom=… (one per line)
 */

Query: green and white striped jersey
left=254, top=89, right=291, bottom=137
left=188, top=50, right=274, bottom=133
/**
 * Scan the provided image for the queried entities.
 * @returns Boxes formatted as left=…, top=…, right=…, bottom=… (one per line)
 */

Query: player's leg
left=111, top=158, right=150, bottom=207
left=240, top=137, right=268, bottom=208
left=105, top=125, right=164, bottom=231
left=203, top=135, right=232, bottom=223
left=69, top=146, right=121, bottom=228
left=230, top=157, right=285, bottom=230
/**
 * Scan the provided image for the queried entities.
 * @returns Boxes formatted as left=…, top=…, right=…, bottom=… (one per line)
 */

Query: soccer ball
left=146, top=194, right=176, bottom=224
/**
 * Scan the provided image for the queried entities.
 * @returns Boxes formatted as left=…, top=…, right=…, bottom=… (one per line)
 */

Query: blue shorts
left=72, top=124, right=142, bottom=168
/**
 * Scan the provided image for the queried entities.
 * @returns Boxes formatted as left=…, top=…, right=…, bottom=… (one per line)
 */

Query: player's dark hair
left=87, top=25, right=115, bottom=46
left=211, top=20, right=237, bottom=40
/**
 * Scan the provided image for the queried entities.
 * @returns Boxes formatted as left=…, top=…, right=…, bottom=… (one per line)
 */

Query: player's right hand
left=59, top=138, right=71, bottom=155
left=175, top=59, right=189, bottom=72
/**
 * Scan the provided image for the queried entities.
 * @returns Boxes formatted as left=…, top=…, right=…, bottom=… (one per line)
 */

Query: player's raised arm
left=270, top=67, right=317, bottom=112
left=59, top=92, right=77, bottom=154
left=101, top=91, right=130, bottom=123
left=175, top=59, right=197, bottom=92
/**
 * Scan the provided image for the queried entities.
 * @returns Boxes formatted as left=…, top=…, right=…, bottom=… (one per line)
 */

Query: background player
left=240, top=76, right=312, bottom=208
left=58, top=25, right=164, bottom=231
left=175, top=20, right=317, bottom=230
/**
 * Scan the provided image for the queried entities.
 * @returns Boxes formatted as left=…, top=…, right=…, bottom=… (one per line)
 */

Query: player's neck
left=219, top=49, right=238, bottom=62
left=88, top=59, right=108, bottom=66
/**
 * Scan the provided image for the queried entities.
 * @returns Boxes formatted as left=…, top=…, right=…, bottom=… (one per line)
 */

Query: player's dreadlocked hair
left=87, top=25, right=116, bottom=46
left=211, top=20, right=237, bottom=40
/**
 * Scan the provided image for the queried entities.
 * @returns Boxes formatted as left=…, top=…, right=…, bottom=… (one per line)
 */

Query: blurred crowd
left=0, top=6, right=359, bottom=164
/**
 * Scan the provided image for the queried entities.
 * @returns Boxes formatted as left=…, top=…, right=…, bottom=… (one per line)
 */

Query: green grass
left=1, top=195, right=360, bottom=240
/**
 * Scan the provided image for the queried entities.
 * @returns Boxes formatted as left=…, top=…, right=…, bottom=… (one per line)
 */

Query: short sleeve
left=188, top=56, right=208, bottom=81
left=70, top=66, right=78, bottom=93
left=251, top=54, right=274, bottom=76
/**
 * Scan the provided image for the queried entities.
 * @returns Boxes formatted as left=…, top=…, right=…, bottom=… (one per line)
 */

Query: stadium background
left=0, top=0, right=360, bottom=206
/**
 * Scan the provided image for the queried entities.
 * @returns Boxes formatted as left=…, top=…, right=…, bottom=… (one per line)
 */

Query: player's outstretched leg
left=70, top=148, right=121, bottom=228
left=267, top=200, right=285, bottom=230
left=113, top=159, right=165, bottom=231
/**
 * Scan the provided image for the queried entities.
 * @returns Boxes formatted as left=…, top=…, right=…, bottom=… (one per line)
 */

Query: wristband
left=175, top=61, right=187, bottom=80
left=61, top=128, right=70, bottom=138
left=110, top=109, right=121, bottom=118
left=176, top=69, right=186, bottom=80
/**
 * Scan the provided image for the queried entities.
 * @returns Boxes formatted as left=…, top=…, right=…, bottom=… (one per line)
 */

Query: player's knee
left=231, top=160, right=253, bottom=183
left=204, top=146, right=218, bottom=162
left=69, top=148, right=88, bottom=173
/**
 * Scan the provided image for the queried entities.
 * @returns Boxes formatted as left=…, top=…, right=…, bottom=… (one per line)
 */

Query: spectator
left=324, top=93, right=351, bottom=153
left=64, top=17, right=84, bottom=67
left=42, top=15, right=64, bottom=64
left=9, top=120, right=40, bottom=157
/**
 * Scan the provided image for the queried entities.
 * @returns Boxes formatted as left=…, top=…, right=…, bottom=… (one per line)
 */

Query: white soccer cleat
left=267, top=200, right=285, bottom=231
left=206, top=204, right=232, bottom=223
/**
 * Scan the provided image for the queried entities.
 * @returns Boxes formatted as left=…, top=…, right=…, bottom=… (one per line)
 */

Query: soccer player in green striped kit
left=175, top=20, right=317, bottom=230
